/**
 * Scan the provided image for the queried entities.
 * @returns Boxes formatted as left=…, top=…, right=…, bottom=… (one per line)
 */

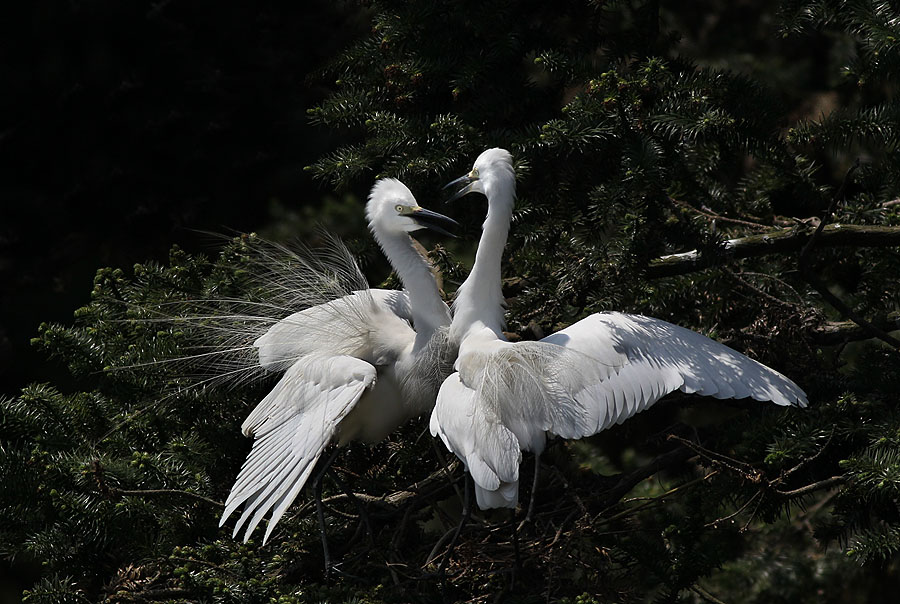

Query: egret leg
left=315, top=475, right=331, bottom=577
left=519, top=452, right=541, bottom=530
left=313, top=447, right=342, bottom=577
left=437, top=472, right=472, bottom=576
left=511, top=508, right=522, bottom=578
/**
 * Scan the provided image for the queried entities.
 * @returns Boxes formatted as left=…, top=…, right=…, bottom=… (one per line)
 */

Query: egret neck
left=450, top=166, right=515, bottom=345
left=372, top=227, right=451, bottom=349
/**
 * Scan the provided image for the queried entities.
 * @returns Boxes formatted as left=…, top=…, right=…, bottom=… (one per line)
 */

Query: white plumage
left=221, top=178, right=457, bottom=543
left=225, top=354, right=376, bottom=539
left=430, top=148, right=807, bottom=510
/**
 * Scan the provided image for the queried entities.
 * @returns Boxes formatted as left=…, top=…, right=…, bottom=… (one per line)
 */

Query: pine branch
left=646, top=224, right=900, bottom=278
left=798, top=161, right=900, bottom=350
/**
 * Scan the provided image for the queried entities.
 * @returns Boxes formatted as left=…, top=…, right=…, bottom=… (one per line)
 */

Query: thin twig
left=776, top=427, right=835, bottom=483
left=704, top=489, right=763, bottom=528
left=598, top=472, right=717, bottom=524
left=794, top=488, right=841, bottom=531
left=601, top=446, right=695, bottom=505
left=798, top=160, right=860, bottom=263
left=740, top=489, right=767, bottom=533
left=433, top=440, right=464, bottom=503
left=735, top=270, right=806, bottom=306
left=670, top=196, right=771, bottom=230
left=666, top=434, right=758, bottom=478
left=108, top=588, right=194, bottom=602
left=727, top=270, right=799, bottom=310
left=774, top=475, right=847, bottom=498
left=110, top=488, right=223, bottom=507
left=168, top=556, right=240, bottom=578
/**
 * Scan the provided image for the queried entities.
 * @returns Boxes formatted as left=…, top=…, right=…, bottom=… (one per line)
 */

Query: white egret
left=220, top=178, right=458, bottom=544
left=430, top=148, right=808, bottom=512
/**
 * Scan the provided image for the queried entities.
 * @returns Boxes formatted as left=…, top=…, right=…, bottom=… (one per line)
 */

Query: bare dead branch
left=670, top=196, right=771, bottom=230
left=691, top=584, right=729, bottom=604
left=646, top=224, right=900, bottom=278
left=667, top=434, right=758, bottom=477
left=808, top=314, right=900, bottom=344
left=774, top=476, right=847, bottom=498
left=705, top=489, right=764, bottom=529
left=727, top=270, right=801, bottom=310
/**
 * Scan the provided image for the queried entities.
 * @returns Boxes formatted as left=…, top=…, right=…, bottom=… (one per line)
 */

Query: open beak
left=409, top=207, right=460, bottom=238
left=443, top=172, right=480, bottom=202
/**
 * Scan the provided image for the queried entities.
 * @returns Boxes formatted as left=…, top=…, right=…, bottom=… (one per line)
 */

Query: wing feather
left=544, top=312, right=807, bottom=438
left=220, top=354, right=376, bottom=543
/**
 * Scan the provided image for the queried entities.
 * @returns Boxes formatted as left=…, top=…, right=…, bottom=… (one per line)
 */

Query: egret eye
left=471, top=168, right=479, bottom=178
left=395, top=204, right=405, bottom=213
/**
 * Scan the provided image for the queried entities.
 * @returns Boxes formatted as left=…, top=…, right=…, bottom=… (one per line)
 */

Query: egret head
left=445, top=148, right=515, bottom=203
left=367, top=178, right=459, bottom=238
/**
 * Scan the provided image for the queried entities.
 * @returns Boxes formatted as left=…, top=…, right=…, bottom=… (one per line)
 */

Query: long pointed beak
left=443, top=173, right=479, bottom=202
left=410, top=207, right=460, bottom=238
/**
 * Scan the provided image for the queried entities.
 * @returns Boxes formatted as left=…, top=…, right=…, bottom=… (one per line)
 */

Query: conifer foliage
left=4, top=1, right=900, bottom=602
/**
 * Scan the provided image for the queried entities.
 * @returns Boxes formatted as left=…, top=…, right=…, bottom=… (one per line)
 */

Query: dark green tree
left=4, top=1, right=900, bottom=602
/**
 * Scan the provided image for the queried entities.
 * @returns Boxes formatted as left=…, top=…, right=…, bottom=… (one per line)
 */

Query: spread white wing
left=221, top=287, right=423, bottom=543
left=541, top=312, right=807, bottom=439
left=432, top=311, right=807, bottom=508
left=221, top=354, right=377, bottom=544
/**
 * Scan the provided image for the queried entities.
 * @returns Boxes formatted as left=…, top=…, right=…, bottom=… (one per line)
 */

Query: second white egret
left=221, top=179, right=458, bottom=544
left=430, top=149, right=807, bottom=512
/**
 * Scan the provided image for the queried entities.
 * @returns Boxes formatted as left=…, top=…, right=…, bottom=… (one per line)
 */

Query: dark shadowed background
left=0, top=0, right=367, bottom=401
left=1, top=3, right=365, bottom=598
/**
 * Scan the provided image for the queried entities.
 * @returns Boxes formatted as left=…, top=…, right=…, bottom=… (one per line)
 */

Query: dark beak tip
left=442, top=174, right=470, bottom=191
left=443, top=173, right=479, bottom=197
left=410, top=208, right=459, bottom=237
left=447, top=185, right=475, bottom=203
